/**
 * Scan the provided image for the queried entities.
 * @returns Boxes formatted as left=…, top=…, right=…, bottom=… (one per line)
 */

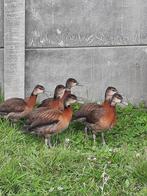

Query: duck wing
left=0, top=98, right=26, bottom=113
left=28, top=109, right=62, bottom=130
left=26, top=107, right=49, bottom=123
left=74, top=103, right=100, bottom=119
left=86, top=106, right=106, bottom=124
left=38, top=98, right=53, bottom=107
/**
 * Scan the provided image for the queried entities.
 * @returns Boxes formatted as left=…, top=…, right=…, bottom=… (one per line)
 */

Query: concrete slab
left=25, top=46, right=147, bottom=104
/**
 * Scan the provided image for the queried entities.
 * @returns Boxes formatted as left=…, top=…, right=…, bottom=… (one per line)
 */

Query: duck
left=24, top=94, right=77, bottom=147
left=74, top=86, right=118, bottom=120
left=38, top=84, right=65, bottom=108
left=0, top=85, right=45, bottom=121
left=26, top=84, right=66, bottom=124
left=62, top=78, right=82, bottom=100
left=38, top=78, right=81, bottom=108
left=85, top=93, right=123, bottom=145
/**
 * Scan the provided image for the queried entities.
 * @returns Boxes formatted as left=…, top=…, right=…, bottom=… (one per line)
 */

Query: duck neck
left=66, top=88, right=71, bottom=92
left=102, top=97, right=111, bottom=105
left=63, top=104, right=73, bottom=121
left=66, top=82, right=71, bottom=90
left=103, top=99, right=109, bottom=104
left=61, top=90, right=70, bottom=102
left=26, top=93, right=37, bottom=108
left=53, top=93, right=59, bottom=100
left=64, top=99, right=72, bottom=108
left=110, top=100, right=116, bottom=107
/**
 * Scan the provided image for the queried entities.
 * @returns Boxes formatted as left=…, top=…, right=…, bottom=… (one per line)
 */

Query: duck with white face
left=74, top=86, right=118, bottom=121
left=104, top=86, right=118, bottom=102
left=26, top=85, right=66, bottom=124
left=24, top=94, right=77, bottom=148
left=62, top=78, right=82, bottom=101
left=54, top=85, right=66, bottom=99
left=65, top=78, right=82, bottom=90
left=37, top=84, right=66, bottom=108
left=110, top=93, right=123, bottom=106
left=32, top=85, right=45, bottom=96
left=85, top=92, right=124, bottom=145
left=0, top=84, right=45, bottom=121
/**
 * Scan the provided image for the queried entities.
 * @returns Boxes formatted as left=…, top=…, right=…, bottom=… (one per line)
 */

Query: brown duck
left=85, top=93, right=123, bottom=145
left=24, top=94, right=77, bottom=147
left=0, top=85, right=45, bottom=121
left=74, top=87, right=118, bottom=120
left=38, top=78, right=81, bottom=109
left=26, top=85, right=66, bottom=124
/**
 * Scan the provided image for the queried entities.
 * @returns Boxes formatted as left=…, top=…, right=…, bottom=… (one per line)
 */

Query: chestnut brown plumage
left=38, top=84, right=65, bottom=108
left=74, top=87, right=119, bottom=144
left=24, top=94, right=77, bottom=147
left=37, top=78, right=79, bottom=107
left=27, top=85, right=66, bottom=124
left=0, top=85, right=45, bottom=121
left=74, top=87, right=118, bottom=120
left=85, top=93, right=123, bottom=145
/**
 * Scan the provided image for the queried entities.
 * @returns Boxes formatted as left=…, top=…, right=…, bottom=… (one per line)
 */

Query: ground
left=0, top=103, right=147, bottom=195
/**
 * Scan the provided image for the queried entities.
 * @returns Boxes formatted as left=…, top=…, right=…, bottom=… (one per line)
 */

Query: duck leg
left=93, top=133, right=96, bottom=144
left=84, top=126, right=88, bottom=138
left=45, top=135, right=52, bottom=148
left=101, top=132, right=106, bottom=145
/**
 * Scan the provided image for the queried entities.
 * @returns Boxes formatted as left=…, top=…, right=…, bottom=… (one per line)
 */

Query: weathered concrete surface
left=26, top=0, right=147, bottom=47
left=4, top=0, right=25, bottom=99
left=0, top=0, right=4, bottom=47
left=25, top=47, right=147, bottom=104
left=0, top=49, right=4, bottom=92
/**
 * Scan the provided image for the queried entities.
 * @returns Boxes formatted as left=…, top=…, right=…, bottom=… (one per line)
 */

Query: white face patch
left=33, top=88, right=44, bottom=95
left=65, top=98, right=77, bottom=106
left=109, top=90, right=117, bottom=96
left=106, top=90, right=117, bottom=100
left=58, top=89, right=65, bottom=98
left=71, top=82, right=77, bottom=87
left=113, top=97, right=122, bottom=103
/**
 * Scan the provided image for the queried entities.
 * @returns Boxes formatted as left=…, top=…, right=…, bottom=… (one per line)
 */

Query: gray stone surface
left=1, top=0, right=147, bottom=104
left=0, top=0, right=4, bottom=47
left=26, top=0, right=147, bottom=47
left=4, top=0, right=25, bottom=99
left=25, top=47, right=147, bottom=104
left=0, top=49, right=3, bottom=92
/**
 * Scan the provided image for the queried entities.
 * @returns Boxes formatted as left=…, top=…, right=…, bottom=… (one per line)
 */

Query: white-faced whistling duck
left=24, top=94, right=77, bottom=147
left=0, top=85, right=45, bottom=121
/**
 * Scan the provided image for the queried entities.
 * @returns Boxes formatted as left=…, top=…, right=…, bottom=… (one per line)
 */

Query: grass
left=0, top=102, right=147, bottom=195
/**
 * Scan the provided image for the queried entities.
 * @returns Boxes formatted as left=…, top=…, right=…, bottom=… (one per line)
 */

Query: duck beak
left=117, top=92, right=129, bottom=106
left=76, top=82, right=84, bottom=87
left=121, top=101, right=128, bottom=106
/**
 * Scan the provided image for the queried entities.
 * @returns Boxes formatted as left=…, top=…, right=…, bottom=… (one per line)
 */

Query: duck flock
left=0, top=78, right=125, bottom=147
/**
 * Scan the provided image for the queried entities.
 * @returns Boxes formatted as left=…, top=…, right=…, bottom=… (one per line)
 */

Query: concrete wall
left=0, top=0, right=147, bottom=103
left=25, top=0, right=147, bottom=104
left=25, top=47, right=147, bottom=104
left=26, top=0, right=147, bottom=47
